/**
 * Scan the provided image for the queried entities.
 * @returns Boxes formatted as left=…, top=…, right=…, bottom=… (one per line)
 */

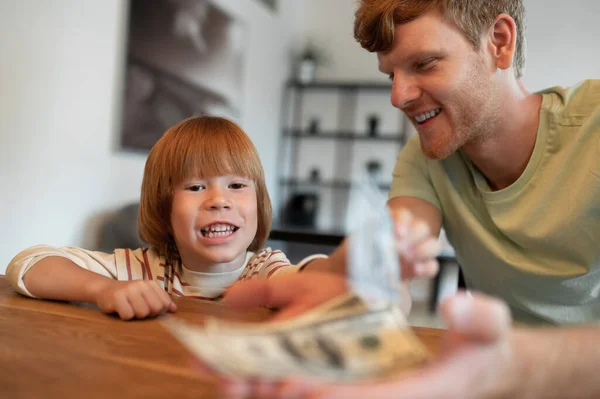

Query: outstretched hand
left=224, top=272, right=349, bottom=322
left=217, top=292, right=517, bottom=399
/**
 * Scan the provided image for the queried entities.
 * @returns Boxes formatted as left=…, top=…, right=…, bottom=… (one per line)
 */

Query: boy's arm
left=21, top=256, right=115, bottom=303
left=6, top=245, right=119, bottom=298
left=6, top=246, right=176, bottom=319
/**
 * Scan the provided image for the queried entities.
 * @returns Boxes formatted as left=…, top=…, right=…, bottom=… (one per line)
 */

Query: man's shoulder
left=538, top=79, right=600, bottom=117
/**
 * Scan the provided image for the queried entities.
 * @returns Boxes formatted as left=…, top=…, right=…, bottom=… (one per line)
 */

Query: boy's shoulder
left=246, top=247, right=291, bottom=267
left=112, top=247, right=166, bottom=266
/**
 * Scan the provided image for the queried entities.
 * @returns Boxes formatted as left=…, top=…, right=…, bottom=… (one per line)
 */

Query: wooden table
left=0, top=276, right=443, bottom=398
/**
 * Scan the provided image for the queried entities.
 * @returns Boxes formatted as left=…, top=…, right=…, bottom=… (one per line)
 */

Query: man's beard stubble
left=419, top=64, right=501, bottom=160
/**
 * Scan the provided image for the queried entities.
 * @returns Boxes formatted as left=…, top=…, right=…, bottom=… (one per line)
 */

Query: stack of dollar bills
left=164, top=293, right=429, bottom=382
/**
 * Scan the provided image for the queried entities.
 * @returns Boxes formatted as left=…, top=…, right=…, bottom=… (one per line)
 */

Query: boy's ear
left=487, top=13, right=517, bottom=71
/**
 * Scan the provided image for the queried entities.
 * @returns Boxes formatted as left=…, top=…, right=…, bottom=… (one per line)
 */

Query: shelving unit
left=276, top=80, right=411, bottom=231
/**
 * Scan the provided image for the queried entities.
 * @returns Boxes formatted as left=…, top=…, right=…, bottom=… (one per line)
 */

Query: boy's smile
left=170, top=175, right=258, bottom=273
left=200, top=222, right=238, bottom=237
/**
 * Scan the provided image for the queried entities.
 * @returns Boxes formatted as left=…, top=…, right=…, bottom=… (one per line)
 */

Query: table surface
left=0, top=276, right=444, bottom=398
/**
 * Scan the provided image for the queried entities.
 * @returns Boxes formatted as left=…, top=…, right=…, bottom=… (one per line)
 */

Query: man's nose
left=390, top=74, right=421, bottom=110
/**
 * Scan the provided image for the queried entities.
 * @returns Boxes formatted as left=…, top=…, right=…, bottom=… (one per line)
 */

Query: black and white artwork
left=256, top=0, right=277, bottom=12
left=121, top=0, right=246, bottom=150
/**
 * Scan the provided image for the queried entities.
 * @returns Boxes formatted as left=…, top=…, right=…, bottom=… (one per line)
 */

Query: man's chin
left=418, top=136, right=456, bottom=160
left=421, top=145, right=456, bottom=160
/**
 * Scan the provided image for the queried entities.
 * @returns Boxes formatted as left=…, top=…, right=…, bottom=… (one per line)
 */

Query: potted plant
left=296, top=41, right=328, bottom=84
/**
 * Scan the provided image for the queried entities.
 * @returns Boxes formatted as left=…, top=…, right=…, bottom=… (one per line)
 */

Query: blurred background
left=1, top=0, right=599, bottom=306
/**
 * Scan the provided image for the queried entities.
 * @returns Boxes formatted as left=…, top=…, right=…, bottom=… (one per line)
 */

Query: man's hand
left=224, top=272, right=348, bottom=322
left=218, top=292, right=520, bottom=399
left=302, top=207, right=442, bottom=282
left=392, top=208, right=442, bottom=280
left=94, top=280, right=177, bottom=320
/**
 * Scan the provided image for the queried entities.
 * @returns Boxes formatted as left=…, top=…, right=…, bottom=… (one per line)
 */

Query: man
left=299, top=0, right=600, bottom=325
left=362, top=0, right=600, bottom=326
left=217, top=0, right=600, bottom=396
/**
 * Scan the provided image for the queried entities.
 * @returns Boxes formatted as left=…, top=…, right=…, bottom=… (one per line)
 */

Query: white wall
left=523, top=0, right=600, bottom=90
left=292, top=0, right=385, bottom=83
left=0, top=0, right=138, bottom=273
left=0, top=0, right=300, bottom=273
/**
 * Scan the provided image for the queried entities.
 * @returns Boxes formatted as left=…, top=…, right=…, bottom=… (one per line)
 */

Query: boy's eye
left=187, top=184, right=204, bottom=192
left=229, top=183, right=247, bottom=189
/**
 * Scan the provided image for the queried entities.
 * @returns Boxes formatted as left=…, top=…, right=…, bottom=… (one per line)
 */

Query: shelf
left=279, top=79, right=406, bottom=232
left=269, top=224, right=346, bottom=246
left=287, top=80, right=392, bottom=91
left=283, top=129, right=403, bottom=142
left=280, top=178, right=391, bottom=191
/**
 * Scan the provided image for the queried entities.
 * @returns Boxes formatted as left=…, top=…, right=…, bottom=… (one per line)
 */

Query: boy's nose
left=205, top=189, right=231, bottom=210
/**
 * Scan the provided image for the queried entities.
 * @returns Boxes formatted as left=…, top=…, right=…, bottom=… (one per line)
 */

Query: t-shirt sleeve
left=5, top=245, right=119, bottom=298
left=241, top=248, right=327, bottom=280
left=275, top=253, right=328, bottom=276
left=389, top=136, right=441, bottom=210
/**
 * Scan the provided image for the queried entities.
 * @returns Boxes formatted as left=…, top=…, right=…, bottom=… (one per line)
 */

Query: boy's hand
left=392, top=208, right=442, bottom=281
left=94, top=280, right=177, bottom=320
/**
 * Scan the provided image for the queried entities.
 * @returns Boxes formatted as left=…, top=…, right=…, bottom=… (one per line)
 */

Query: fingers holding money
left=391, top=208, right=442, bottom=280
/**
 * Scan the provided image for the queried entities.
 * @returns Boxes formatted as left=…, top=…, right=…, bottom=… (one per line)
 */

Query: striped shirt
left=6, top=245, right=326, bottom=300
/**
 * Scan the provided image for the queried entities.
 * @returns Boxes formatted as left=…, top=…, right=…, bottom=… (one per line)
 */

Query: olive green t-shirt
left=390, top=80, right=600, bottom=325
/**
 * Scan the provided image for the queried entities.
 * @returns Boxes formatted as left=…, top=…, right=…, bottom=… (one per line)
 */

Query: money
left=347, top=180, right=403, bottom=309
left=163, top=294, right=429, bottom=382
left=348, top=209, right=402, bottom=309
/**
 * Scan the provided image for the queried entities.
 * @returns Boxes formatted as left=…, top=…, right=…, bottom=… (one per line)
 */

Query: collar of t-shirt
left=177, top=252, right=254, bottom=298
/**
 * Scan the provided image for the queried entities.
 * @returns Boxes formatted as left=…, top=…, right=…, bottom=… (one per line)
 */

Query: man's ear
left=487, top=13, right=517, bottom=71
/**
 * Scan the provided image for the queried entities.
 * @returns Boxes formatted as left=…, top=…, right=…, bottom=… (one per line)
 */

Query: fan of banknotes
left=163, top=182, right=430, bottom=382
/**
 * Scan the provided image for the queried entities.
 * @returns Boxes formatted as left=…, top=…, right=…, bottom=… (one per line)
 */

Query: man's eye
left=416, top=58, right=436, bottom=70
left=187, top=185, right=204, bottom=192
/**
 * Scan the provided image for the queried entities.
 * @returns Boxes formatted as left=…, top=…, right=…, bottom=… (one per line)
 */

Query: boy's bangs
left=176, top=134, right=260, bottom=184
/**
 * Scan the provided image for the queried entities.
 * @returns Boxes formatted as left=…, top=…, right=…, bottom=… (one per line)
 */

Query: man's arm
left=509, top=327, right=600, bottom=399
left=388, top=196, right=443, bottom=237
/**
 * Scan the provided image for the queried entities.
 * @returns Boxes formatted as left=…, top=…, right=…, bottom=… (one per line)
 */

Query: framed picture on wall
left=121, top=0, right=246, bottom=150
left=256, top=0, right=278, bottom=12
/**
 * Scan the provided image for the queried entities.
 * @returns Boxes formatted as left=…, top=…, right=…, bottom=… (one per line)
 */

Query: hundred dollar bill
left=163, top=295, right=429, bottom=382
